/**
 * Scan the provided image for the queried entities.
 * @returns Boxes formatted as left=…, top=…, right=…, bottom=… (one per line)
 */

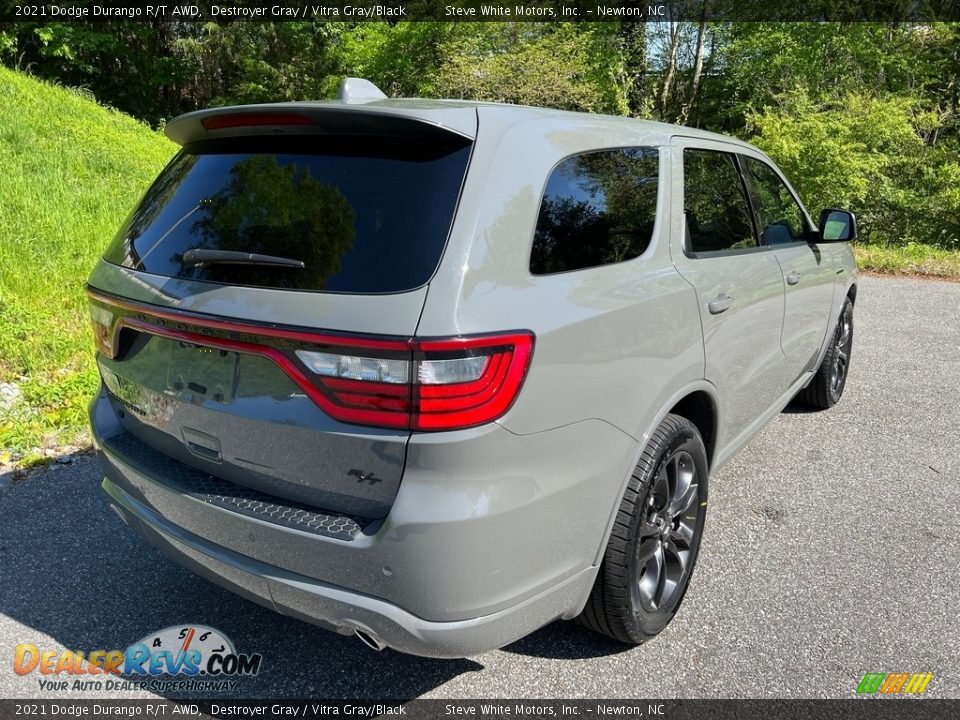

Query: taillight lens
left=412, top=334, right=533, bottom=430
left=295, top=351, right=410, bottom=384
left=295, top=332, right=534, bottom=431
left=89, top=304, right=118, bottom=359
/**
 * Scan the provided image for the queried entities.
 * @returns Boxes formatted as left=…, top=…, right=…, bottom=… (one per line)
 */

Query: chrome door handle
left=707, top=294, right=733, bottom=314
left=786, top=271, right=801, bottom=285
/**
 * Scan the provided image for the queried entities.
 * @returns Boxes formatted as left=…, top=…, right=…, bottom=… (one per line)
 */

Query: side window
left=530, top=148, right=658, bottom=275
left=683, top=149, right=757, bottom=254
left=741, top=156, right=809, bottom=245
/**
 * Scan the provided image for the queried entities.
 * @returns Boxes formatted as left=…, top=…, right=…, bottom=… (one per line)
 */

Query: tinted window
left=104, top=136, right=472, bottom=294
left=741, top=156, right=808, bottom=245
left=530, top=148, right=658, bottom=275
left=683, top=149, right=756, bottom=254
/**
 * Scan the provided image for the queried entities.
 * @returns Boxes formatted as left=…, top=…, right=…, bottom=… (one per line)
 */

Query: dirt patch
left=1, top=444, right=94, bottom=482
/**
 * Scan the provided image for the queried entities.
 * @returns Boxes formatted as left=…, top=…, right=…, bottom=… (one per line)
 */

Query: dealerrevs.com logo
left=856, top=672, right=934, bottom=695
left=13, top=625, right=262, bottom=693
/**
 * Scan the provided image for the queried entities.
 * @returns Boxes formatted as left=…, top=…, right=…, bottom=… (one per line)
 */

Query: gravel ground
left=1, top=274, right=957, bottom=700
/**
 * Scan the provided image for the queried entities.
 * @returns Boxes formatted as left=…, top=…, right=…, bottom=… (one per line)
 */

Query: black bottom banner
left=1, top=700, right=958, bottom=720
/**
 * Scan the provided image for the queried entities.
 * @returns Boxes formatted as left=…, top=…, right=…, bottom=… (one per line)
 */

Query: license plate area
left=165, top=340, right=239, bottom=404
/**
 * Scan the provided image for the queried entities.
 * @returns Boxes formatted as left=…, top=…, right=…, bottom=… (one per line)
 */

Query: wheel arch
left=667, top=390, right=718, bottom=472
left=591, top=380, right=721, bottom=568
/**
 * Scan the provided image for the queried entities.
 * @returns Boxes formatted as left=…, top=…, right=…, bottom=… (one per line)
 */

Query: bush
left=747, top=91, right=960, bottom=248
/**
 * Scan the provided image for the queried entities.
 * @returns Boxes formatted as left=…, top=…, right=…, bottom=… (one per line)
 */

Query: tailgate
left=90, top=289, right=414, bottom=519
left=88, top=109, right=474, bottom=519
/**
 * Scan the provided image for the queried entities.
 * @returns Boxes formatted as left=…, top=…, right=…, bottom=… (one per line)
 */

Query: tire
left=797, top=297, right=854, bottom=409
left=578, top=413, right=708, bottom=645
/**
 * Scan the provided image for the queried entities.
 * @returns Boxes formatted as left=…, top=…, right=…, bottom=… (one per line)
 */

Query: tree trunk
left=657, top=23, right=682, bottom=121
left=678, top=14, right=708, bottom=126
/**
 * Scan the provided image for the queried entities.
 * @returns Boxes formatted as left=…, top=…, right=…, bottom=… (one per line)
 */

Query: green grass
left=0, top=67, right=175, bottom=460
left=854, top=242, right=960, bottom=279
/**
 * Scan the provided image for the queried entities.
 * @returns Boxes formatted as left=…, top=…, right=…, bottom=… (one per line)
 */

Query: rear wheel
left=797, top=297, right=853, bottom=409
left=578, top=414, right=708, bottom=644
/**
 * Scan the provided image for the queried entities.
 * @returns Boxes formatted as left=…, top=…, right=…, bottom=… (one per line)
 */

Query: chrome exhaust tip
left=354, top=628, right=386, bottom=652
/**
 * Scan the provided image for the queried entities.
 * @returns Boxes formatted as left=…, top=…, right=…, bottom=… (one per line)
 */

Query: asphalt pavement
left=1, top=274, right=958, bottom=700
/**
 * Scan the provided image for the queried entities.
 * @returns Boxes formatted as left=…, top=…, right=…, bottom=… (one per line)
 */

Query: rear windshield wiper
left=181, top=249, right=305, bottom=269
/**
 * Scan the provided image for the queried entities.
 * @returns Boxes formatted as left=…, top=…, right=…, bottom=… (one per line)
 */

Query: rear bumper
left=91, top=389, right=638, bottom=657
left=104, top=476, right=595, bottom=658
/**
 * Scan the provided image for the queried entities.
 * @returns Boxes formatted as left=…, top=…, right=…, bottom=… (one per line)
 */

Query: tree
left=174, top=22, right=343, bottom=108
left=749, top=91, right=960, bottom=246
left=432, top=23, right=629, bottom=114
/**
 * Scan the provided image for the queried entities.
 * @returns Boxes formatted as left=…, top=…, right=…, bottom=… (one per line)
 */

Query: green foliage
left=684, top=22, right=960, bottom=248
left=0, top=66, right=175, bottom=453
left=748, top=91, right=960, bottom=247
left=1, top=22, right=188, bottom=124
left=330, top=22, right=631, bottom=114
left=712, top=24, right=960, bottom=131
left=329, top=22, right=455, bottom=98
left=174, top=22, right=344, bottom=107
left=432, top=23, right=629, bottom=114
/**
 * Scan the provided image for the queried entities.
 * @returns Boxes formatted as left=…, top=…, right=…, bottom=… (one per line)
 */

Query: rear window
left=104, top=135, right=472, bottom=294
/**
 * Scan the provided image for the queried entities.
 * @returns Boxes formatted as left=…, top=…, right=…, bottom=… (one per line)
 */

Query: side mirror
left=818, top=209, right=857, bottom=242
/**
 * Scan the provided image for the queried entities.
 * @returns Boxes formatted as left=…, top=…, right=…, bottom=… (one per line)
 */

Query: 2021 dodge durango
left=88, top=79, right=857, bottom=658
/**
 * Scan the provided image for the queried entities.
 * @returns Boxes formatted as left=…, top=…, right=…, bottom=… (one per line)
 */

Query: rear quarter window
left=104, top=135, right=472, bottom=294
left=530, top=148, right=659, bottom=275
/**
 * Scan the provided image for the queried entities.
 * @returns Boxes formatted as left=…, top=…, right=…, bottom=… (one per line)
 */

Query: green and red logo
left=856, top=672, right=933, bottom=695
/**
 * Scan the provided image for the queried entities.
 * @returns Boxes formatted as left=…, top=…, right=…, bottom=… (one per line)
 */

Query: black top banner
left=2, top=0, right=960, bottom=23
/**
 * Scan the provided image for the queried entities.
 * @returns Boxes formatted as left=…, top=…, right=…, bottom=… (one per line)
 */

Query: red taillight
left=87, top=290, right=534, bottom=433
left=413, top=335, right=533, bottom=430
left=201, top=113, right=315, bottom=130
left=297, top=333, right=534, bottom=431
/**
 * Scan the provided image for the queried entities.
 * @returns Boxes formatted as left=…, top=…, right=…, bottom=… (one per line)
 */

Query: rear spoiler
left=164, top=103, right=478, bottom=146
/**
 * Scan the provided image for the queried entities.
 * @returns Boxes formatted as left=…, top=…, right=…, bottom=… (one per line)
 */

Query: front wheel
left=578, top=414, right=708, bottom=644
left=797, top=297, right=854, bottom=409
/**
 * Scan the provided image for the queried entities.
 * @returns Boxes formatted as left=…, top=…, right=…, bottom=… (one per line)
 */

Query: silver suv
left=88, top=79, right=857, bottom=658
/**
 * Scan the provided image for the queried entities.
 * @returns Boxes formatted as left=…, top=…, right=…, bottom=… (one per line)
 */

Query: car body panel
left=770, top=243, right=837, bottom=379
left=95, top=346, right=408, bottom=517
left=87, top=260, right=429, bottom=337
left=418, top=109, right=702, bottom=439
left=164, top=100, right=480, bottom=144
left=733, top=145, right=840, bottom=380
left=103, top=472, right=599, bottom=659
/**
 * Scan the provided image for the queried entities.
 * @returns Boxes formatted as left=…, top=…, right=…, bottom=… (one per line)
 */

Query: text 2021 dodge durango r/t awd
left=88, top=78, right=857, bottom=658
